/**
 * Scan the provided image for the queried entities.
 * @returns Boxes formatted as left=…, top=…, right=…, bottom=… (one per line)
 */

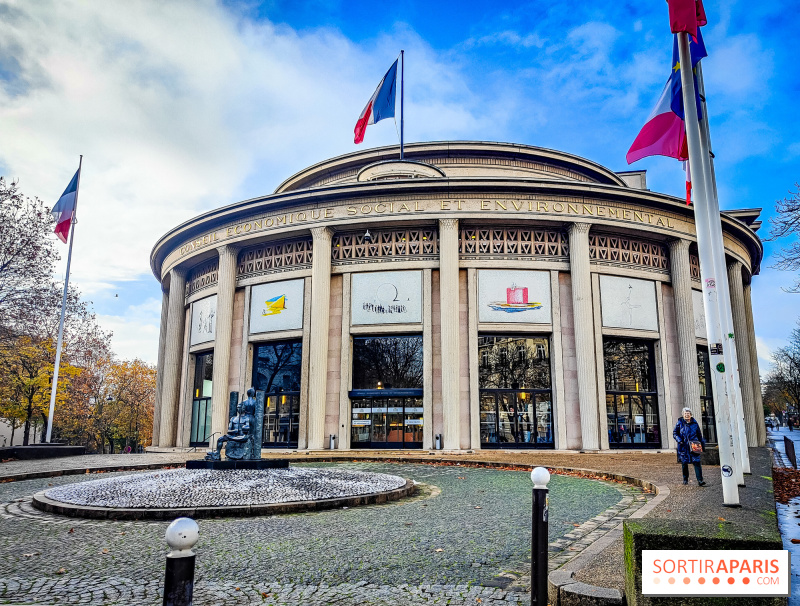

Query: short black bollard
left=530, top=467, right=550, bottom=606
left=163, top=517, right=199, bottom=606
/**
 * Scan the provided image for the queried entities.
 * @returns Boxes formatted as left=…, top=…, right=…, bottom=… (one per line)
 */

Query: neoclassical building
left=150, top=141, right=766, bottom=453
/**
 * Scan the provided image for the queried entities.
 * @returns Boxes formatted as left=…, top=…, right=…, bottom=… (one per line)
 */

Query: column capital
left=727, top=258, right=743, bottom=272
left=568, top=222, right=591, bottom=235
left=169, top=265, right=189, bottom=280
left=439, top=218, right=459, bottom=230
left=668, top=238, right=691, bottom=254
left=216, top=243, right=241, bottom=258
left=310, top=226, right=334, bottom=243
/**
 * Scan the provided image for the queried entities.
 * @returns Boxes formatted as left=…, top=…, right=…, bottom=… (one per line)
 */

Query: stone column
left=567, top=222, right=599, bottom=450
left=743, top=282, right=766, bottom=446
left=159, top=267, right=188, bottom=447
left=151, top=287, right=170, bottom=446
left=728, top=261, right=758, bottom=446
left=439, top=218, right=461, bottom=450
left=307, top=227, right=333, bottom=450
left=668, top=239, right=702, bottom=420
left=210, top=244, right=239, bottom=444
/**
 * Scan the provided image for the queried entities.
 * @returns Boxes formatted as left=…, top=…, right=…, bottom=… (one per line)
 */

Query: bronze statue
left=205, top=388, right=257, bottom=461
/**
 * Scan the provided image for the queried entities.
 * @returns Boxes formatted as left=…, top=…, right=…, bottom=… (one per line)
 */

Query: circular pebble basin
left=34, top=467, right=412, bottom=519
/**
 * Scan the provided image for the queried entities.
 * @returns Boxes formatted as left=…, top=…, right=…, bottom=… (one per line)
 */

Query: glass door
left=603, top=339, right=661, bottom=449
left=190, top=352, right=213, bottom=446
left=350, top=394, right=423, bottom=449
left=261, top=394, right=298, bottom=448
left=480, top=394, right=498, bottom=444
left=479, top=391, right=554, bottom=449
left=404, top=397, right=423, bottom=447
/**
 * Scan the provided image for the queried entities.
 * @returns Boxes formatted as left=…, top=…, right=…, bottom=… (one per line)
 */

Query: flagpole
left=695, top=62, right=751, bottom=476
left=45, top=155, right=82, bottom=443
left=677, top=33, right=740, bottom=506
left=400, top=49, right=405, bottom=160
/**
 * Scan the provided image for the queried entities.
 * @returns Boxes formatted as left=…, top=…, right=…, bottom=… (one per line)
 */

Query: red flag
left=668, top=0, right=707, bottom=37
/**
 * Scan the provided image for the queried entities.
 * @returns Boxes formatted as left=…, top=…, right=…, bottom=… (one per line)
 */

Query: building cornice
left=151, top=176, right=762, bottom=282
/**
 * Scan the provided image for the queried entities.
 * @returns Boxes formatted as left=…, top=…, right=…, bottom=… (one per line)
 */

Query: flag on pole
left=626, top=31, right=707, bottom=164
left=683, top=160, right=692, bottom=205
left=51, top=169, right=80, bottom=243
left=354, top=59, right=398, bottom=144
left=668, top=0, right=707, bottom=38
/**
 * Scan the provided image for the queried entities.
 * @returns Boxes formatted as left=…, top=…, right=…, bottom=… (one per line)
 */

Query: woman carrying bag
left=673, top=407, right=707, bottom=486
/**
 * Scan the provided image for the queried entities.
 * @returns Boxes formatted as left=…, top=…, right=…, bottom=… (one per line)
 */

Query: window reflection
left=352, top=336, right=423, bottom=389
left=478, top=336, right=551, bottom=390
left=252, top=340, right=302, bottom=447
left=190, top=352, right=213, bottom=446
left=603, top=339, right=661, bottom=448
left=697, top=347, right=717, bottom=444
left=478, top=335, right=554, bottom=449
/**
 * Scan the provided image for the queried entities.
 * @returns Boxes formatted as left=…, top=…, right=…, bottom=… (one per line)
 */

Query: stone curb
left=0, top=461, right=186, bottom=484
left=30, top=479, right=415, bottom=520
left=548, top=570, right=624, bottom=606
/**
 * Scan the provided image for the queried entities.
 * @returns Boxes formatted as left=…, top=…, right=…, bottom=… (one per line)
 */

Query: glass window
left=478, top=336, right=551, bottom=390
left=190, top=352, right=213, bottom=446
left=352, top=336, right=423, bottom=390
left=193, top=352, right=213, bottom=399
left=252, top=340, right=302, bottom=393
left=604, top=338, right=661, bottom=448
left=478, top=335, right=554, bottom=449
left=603, top=340, right=654, bottom=392
left=697, top=347, right=717, bottom=443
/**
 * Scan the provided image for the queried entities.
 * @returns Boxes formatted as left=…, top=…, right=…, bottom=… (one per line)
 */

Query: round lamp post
left=530, top=467, right=550, bottom=606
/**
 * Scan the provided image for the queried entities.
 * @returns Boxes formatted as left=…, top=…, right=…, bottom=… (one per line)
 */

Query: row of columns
left=154, top=225, right=765, bottom=450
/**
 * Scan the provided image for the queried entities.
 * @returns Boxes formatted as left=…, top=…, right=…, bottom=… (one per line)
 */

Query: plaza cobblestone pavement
left=0, top=458, right=648, bottom=606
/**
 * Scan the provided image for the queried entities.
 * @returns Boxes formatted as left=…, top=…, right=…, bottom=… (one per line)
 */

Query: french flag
left=627, top=31, right=706, bottom=165
left=51, top=169, right=79, bottom=243
left=354, top=59, right=398, bottom=144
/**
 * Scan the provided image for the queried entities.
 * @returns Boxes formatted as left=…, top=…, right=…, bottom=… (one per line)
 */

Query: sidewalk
left=0, top=445, right=779, bottom=601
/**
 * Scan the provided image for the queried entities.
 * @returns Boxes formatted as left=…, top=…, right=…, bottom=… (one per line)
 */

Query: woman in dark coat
left=673, top=407, right=707, bottom=486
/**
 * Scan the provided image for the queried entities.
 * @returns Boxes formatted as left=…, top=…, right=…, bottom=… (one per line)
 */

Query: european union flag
left=670, top=30, right=706, bottom=121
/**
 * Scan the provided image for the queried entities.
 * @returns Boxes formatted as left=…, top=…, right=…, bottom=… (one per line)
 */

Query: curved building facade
left=150, top=141, right=766, bottom=452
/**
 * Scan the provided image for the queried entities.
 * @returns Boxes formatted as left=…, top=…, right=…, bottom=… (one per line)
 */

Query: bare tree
left=768, top=184, right=800, bottom=292
left=767, top=320, right=800, bottom=414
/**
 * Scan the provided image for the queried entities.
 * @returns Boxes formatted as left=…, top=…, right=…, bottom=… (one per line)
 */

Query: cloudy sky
left=0, top=0, right=797, bottom=371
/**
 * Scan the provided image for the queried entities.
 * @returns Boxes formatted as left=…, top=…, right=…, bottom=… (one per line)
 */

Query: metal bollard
left=530, top=467, right=550, bottom=606
left=163, top=517, right=199, bottom=606
left=329, top=434, right=336, bottom=450
left=435, top=434, right=442, bottom=450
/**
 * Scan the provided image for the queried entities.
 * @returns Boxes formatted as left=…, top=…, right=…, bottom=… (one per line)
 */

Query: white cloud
left=465, top=30, right=546, bottom=49
left=96, top=296, right=163, bottom=363
left=0, top=1, right=498, bottom=296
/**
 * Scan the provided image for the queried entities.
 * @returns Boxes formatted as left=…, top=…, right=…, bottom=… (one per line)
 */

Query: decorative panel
left=249, top=279, right=305, bottom=334
left=459, top=228, right=568, bottom=260
left=589, top=234, right=669, bottom=273
left=693, top=289, right=707, bottom=339
left=599, top=275, right=658, bottom=332
left=477, top=270, right=552, bottom=324
left=237, top=238, right=313, bottom=279
left=190, top=295, right=217, bottom=346
left=332, top=228, right=438, bottom=265
left=186, top=259, right=218, bottom=297
left=689, top=254, right=701, bottom=281
left=351, top=270, right=423, bottom=325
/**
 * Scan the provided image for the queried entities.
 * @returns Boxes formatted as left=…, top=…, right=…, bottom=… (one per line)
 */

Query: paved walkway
left=0, top=457, right=643, bottom=606
left=0, top=447, right=778, bottom=605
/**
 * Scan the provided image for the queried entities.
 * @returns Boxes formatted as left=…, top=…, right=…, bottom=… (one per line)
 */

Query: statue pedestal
left=186, top=459, right=289, bottom=471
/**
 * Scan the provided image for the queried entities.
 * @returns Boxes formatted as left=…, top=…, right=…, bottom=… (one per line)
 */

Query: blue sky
left=0, top=0, right=797, bottom=370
